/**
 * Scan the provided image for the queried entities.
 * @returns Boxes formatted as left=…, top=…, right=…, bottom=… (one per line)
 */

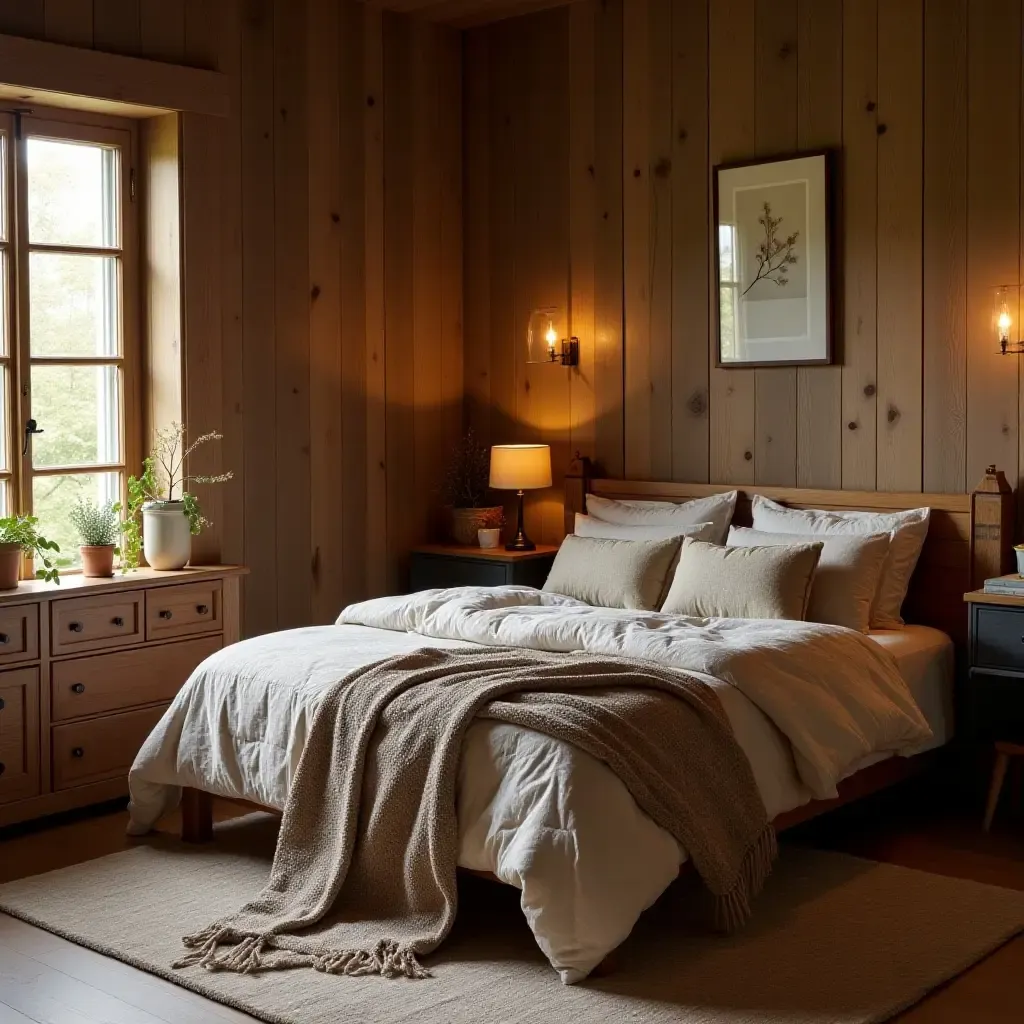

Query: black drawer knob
left=196, top=604, right=209, bottom=615
left=0, top=697, right=5, bottom=711
left=0, top=762, right=5, bottom=776
left=0, top=632, right=9, bottom=645
left=112, top=616, right=124, bottom=627
left=72, top=747, right=84, bottom=758
left=159, top=609, right=173, bottom=620
left=71, top=683, right=85, bottom=694
left=69, top=621, right=83, bottom=633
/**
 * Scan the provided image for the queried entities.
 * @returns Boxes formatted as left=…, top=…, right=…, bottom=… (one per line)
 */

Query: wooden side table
left=965, top=583, right=1024, bottom=830
left=409, top=544, right=558, bottom=592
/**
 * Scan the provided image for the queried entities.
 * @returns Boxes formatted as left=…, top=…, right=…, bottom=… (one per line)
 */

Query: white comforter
left=128, top=586, right=931, bottom=983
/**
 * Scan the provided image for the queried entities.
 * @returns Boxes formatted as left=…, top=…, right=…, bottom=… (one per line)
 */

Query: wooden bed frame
left=180, top=463, right=1014, bottom=843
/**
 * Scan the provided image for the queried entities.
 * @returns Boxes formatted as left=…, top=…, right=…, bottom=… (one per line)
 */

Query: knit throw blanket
left=174, top=647, right=776, bottom=979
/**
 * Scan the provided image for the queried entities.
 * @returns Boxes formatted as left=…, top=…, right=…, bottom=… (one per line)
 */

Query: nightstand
left=409, top=544, right=558, bottom=592
left=965, top=584, right=1024, bottom=829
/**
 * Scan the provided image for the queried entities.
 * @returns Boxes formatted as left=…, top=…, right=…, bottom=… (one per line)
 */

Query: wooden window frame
left=0, top=104, right=140, bottom=573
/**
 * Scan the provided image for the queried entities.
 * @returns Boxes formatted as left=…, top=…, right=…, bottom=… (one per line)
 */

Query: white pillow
left=750, top=495, right=930, bottom=629
left=585, top=491, right=738, bottom=545
left=727, top=527, right=891, bottom=633
left=542, top=535, right=682, bottom=610
left=574, top=513, right=715, bottom=543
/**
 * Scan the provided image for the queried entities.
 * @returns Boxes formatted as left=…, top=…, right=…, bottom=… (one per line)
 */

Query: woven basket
left=448, top=506, right=504, bottom=546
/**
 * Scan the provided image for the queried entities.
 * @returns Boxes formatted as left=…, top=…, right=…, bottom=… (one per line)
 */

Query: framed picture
left=714, top=151, right=833, bottom=367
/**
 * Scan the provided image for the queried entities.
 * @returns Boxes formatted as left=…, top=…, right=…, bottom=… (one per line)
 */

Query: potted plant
left=0, top=515, right=61, bottom=589
left=121, top=424, right=233, bottom=571
left=441, top=429, right=504, bottom=546
left=69, top=498, right=120, bottom=577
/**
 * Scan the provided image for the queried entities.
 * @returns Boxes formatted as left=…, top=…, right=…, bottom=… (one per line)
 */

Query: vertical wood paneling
left=670, top=0, right=709, bottom=482
left=363, top=7, right=387, bottom=597
left=876, top=0, right=923, bottom=492
left=240, top=0, right=276, bottom=634
left=0, top=1, right=45, bottom=37
left=568, top=0, right=596, bottom=465
left=139, top=0, right=184, bottom=62
left=622, top=0, right=651, bottom=479
left=922, top=0, right=967, bottom=493
left=840, top=0, right=878, bottom=489
left=463, top=29, right=491, bottom=440
left=753, top=0, right=798, bottom=486
left=307, top=0, right=343, bottom=623
left=338, top=0, right=367, bottom=606
left=93, top=0, right=140, bottom=54
left=383, top=12, right=415, bottom=593
left=592, top=0, right=623, bottom=477
left=44, top=0, right=92, bottom=46
left=967, top=0, right=1020, bottom=490
left=795, top=0, right=842, bottom=488
left=709, top=0, right=756, bottom=483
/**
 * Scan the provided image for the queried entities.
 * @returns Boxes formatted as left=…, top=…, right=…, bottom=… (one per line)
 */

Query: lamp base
left=505, top=490, right=536, bottom=551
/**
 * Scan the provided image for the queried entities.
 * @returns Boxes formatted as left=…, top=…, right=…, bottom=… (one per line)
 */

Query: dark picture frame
left=713, top=150, right=833, bottom=368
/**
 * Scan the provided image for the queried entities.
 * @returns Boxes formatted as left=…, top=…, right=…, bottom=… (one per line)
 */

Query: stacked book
left=984, top=574, right=1024, bottom=596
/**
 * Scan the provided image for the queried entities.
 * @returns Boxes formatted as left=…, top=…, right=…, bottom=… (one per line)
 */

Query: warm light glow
left=489, top=444, right=553, bottom=491
left=995, top=286, right=1015, bottom=351
left=545, top=321, right=558, bottom=357
left=998, top=310, right=1012, bottom=338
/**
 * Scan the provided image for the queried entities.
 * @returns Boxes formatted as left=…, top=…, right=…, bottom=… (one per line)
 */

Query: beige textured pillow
left=573, top=513, right=715, bottom=543
left=585, top=491, right=738, bottom=545
left=727, top=527, right=891, bottom=632
left=543, top=535, right=681, bottom=610
left=751, top=495, right=930, bottom=629
left=661, top=537, right=822, bottom=621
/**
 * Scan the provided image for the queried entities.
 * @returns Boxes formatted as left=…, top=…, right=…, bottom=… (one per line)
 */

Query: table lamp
left=489, top=444, right=552, bottom=551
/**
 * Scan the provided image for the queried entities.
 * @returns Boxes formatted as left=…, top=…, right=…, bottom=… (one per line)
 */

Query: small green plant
left=120, top=425, right=232, bottom=571
left=69, top=498, right=121, bottom=547
left=0, top=515, right=61, bottom=584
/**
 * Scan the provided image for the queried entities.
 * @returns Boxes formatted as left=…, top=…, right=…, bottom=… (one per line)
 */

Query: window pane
left=0, top=249, right=7, bottom=357
left=30, top=252, right=119, bottom=356
left=33, top=472, right=120, bottom=570
left=27, top=138, right=119, bottom=248
left=0, top=132, right=6, bottom=242
left=0, top=364, right=8, bottom=472
left=31, top=364, right=120, bottom=469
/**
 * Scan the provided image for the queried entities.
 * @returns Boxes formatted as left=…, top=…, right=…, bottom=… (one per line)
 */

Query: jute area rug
left=1, top=814, right=1022, bottom=1024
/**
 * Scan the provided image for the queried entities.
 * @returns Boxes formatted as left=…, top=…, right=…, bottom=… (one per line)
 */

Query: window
left=0, top=110, right=138, bottom=571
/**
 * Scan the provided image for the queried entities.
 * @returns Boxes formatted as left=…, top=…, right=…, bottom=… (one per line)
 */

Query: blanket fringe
left=174, top=926, right=429, bottom=979
left=712, top=825, right=778, bottom=933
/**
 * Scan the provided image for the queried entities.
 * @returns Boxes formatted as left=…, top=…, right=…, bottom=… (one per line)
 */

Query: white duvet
left=128, top=586, right=931, bottom=983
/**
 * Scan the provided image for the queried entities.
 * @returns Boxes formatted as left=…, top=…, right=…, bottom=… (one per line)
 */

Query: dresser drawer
left=973, top=605, right=1024, bottom=674
left=0, top=668, right=40, bottom=805
left=51, top=591, right=144, bottom=655
left=0, top=604, right=39, bottom=665
left=51, top=704, right=166, bottom=791
left=51, top=635, right=222, bottom=722
left=409, top=556, right=510, bottom=590
left=146, top=581, right=222, bottom=641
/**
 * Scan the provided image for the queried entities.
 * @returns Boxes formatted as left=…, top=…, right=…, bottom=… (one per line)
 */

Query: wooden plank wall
left=0, top=0, right=463, bottom=633
left=463, top=0, right=1024, bottom=519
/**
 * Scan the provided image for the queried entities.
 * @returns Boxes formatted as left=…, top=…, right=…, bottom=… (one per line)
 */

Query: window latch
left=22, top=418, right=43, bottom=458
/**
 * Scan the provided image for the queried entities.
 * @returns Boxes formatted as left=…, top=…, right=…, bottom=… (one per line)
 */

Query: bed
left=127, top=464, right=1014, bottom=982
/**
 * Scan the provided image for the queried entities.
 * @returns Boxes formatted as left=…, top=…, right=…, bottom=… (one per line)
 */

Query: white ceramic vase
left=143, top=500, right=192, bottom=570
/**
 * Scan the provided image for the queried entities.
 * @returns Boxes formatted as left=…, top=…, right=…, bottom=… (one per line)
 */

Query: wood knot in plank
left=331, top=212, right=340, bottom=224
left=778, top=41, right=794, bottom=59
left=887, top=405, right=899, bottom=424
left=310, top=284, right=321, bottom=302
left=633, top=167, right=642, bottom=178
left=678, top=127, right=688, bottom=142
left=687, top=390, right=707, bottom=417
left=654, top=157, right=671, bottom=179
left=863, top=383, right=876, bottom=397
left=744, top=451, right=753, bottom=461
left=865, top=100, right=876, bottom=113
left=876, top=123, right=887, bottom=135
left=848, top=421, right=858, bottom=431
left=587, top=164, right=595, bottom=177
left=366, top=95, right=376, bottom=107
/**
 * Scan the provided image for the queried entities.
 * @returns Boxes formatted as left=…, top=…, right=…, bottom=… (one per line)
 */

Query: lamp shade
left=489, top=444, right=552, bottom=491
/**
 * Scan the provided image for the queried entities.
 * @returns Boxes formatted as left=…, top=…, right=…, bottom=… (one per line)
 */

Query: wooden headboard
left=564, top=458, right=1015, bottom=646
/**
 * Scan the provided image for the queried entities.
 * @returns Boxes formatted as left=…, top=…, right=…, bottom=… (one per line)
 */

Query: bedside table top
left=413, top=543, right=559, bottom=563
left=965, top=578, right=1024, bottom=608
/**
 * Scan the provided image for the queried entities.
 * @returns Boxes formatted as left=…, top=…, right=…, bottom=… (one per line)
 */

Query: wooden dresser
left=0, top=565, right=246, bottom=828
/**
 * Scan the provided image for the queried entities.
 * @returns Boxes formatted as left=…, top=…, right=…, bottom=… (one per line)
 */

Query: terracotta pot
left=0, top=543, right=21, bottom=590
left=81, top=544, right=115, bottom=578
left=449, top=506, right=503, bottom=546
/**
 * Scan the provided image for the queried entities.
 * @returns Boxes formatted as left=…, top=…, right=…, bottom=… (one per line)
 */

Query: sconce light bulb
left=545, top=323, right=558, bottom=347
left=998, top=311, right=1012, bottom=335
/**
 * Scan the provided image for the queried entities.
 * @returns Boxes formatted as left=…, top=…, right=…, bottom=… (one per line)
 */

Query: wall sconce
left=526, top=307, right=579, bottom=367
left=995, top=285, right=1023, bottom=355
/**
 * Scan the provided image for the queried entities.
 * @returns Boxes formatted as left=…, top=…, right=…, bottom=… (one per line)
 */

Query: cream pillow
left=727, top=527, right=890, bottom=633
left=543, top=535, right=681, bottom=610
left=751, top=495, right=930, bottom=629
left=585, top=491, right=738, bottom=545
left=661, top=537, right=822, bottom=621
left=573, top=513, right=715, bottom=543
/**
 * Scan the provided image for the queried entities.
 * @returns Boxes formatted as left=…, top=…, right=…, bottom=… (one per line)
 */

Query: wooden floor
left=1, top=783, right=1023, bottom=1023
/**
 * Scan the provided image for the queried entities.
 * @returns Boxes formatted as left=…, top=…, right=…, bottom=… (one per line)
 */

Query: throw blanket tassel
left=713, top=827, right=778, bottom=933
left=315, top=940, right=430, bottom=979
